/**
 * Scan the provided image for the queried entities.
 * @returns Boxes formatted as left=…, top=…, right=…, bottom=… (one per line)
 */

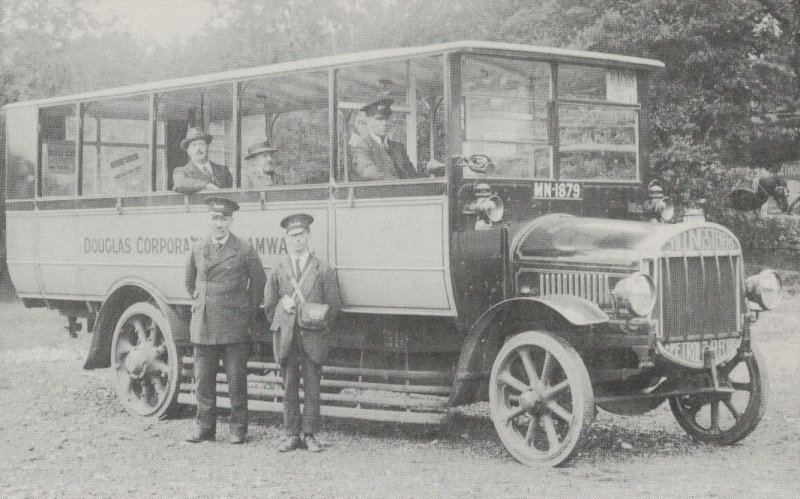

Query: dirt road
left=1, top=297, right=798, bottom=498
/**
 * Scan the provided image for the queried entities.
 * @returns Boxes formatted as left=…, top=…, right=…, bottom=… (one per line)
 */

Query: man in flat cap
left=185, top=196, right=266, bottom=444
left=264, top=213, right=342, bottom=452
left=349, top=98, right=421, bottom=181
left=173, top=127, right=233, bottom=194
left=242, top=139, right=286, bottom=188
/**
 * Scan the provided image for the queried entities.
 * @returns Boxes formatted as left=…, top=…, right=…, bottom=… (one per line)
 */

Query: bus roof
left=2, top=40, right=665, bottom=110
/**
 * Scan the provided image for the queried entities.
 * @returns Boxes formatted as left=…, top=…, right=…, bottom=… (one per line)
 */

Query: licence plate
left=532, top=181, right=582, bottom=200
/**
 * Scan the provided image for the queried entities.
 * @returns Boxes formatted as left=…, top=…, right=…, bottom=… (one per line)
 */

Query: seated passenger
left=173, top=127, right=233, bottom=194
left=243, top=139, right=285, bottom=188
left=349, top=98, right=420, bottom=181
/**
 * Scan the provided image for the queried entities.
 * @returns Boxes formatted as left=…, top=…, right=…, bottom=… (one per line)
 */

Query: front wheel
left=489, top=331, right=595, bottom=467
left=111, top=302, right=182, bottom=418
left=669, top=345, right=768, bottom=444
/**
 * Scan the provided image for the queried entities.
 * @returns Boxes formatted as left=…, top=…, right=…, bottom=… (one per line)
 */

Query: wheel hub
left=518, top=389, right=543, bottom=411
left=124, top=344, right=158, bottom=379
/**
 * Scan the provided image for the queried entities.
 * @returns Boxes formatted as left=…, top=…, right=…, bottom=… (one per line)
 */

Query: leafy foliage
left=2, top=0, right=800, bottom=215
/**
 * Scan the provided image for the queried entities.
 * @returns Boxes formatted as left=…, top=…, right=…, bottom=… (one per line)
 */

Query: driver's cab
left=329, top=55, right=454, bottom=316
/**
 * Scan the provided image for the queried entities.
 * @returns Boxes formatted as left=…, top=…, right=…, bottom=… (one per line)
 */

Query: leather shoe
left=303, top=434, right=324, bottom=452
left=186, top=429, right=215, bottom=443
left=229, top=433, right=247, bottom=444
left=278, top=435, right=304, bottom=452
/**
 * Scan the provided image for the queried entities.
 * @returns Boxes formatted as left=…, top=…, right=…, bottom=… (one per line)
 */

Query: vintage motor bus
left=3, top=41, right=782, bottom=466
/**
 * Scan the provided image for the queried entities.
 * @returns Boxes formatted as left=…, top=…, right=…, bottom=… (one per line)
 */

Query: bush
left=652, top=139, right=799, bottom=255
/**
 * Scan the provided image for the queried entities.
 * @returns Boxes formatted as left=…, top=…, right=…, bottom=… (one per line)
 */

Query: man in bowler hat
left=264, top=213, right=342, bottom=452
left=185, top=196, right=266, bottom=444
left=243, top=139, right=286, bottom=188
left=349, top=98, right=421, bottom=181
left=173, top=127, right=233, bottom=194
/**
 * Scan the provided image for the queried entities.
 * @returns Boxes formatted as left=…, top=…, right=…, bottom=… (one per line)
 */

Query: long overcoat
left=173, top=161, right=233, bottom=194
left=264, top=255, right=342, bottom=364
left=185, top=234, right=266, bottom=344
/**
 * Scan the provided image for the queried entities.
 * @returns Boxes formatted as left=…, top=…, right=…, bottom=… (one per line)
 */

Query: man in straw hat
left=173, top=127, right=233, bottom=194
left=184, top=196, right=266, bottom=444
left=243, top=138, right=286, bottom=188
left=264, top=213, right=342, bottom=452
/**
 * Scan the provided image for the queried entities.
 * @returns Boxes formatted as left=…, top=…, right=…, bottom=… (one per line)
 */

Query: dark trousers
left=282, top=336, right=322, bottom=436
left=194, top=342, right=250, bottom=436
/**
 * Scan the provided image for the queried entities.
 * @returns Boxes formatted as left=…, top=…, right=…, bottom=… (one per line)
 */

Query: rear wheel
left=111, top=302, right=182, bottom=418
left=669, top=345, right=767, bottom=444
left=489, top=331, right=594, bottom=467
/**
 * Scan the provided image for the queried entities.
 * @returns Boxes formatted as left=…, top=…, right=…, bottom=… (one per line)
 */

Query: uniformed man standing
left=185, top=197, right=266, bottom=444
left=264, top=213, right=342, bottom=452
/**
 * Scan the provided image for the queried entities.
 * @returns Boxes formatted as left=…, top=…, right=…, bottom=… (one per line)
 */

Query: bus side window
left=40, top=104, right=78, bottom=196
left=155, top=84, right=235, bottom=191
left=81, top=95, right=152, bottom=195
left=5, top=106, right=38, bottom=199
left=239, top=70, right=329, bottom=187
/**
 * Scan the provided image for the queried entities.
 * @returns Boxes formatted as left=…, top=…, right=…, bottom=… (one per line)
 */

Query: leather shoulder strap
left=290, top=264, right=312, bottom=303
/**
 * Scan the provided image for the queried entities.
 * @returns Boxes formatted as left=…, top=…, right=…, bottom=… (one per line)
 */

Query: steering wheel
left=465, top=154, right=495, bottom=175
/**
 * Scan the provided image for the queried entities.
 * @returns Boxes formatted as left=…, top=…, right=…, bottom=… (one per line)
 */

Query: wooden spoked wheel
left=669, top=345, right=768, bottom=444
left=111, top=302, right=181, bottom=418
left=489, top=331, right=594, bottom=467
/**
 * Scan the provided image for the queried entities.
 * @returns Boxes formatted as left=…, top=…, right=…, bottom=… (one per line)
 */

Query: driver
left=348, top=98, right=420, bottom=181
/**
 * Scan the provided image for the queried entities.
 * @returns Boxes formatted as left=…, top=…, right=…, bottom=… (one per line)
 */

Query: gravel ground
left=0, top=296, right=798, bottom=498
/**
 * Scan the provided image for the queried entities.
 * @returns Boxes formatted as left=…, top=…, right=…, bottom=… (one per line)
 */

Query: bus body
left=3, top=41, right=779, bottom=466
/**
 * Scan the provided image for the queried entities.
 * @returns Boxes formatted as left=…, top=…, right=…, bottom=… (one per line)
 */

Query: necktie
left=295, top=258, right=302, bottom=280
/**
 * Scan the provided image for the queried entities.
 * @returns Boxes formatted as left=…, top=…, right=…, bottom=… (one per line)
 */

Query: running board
left=176, top=392, right=449, bottom=424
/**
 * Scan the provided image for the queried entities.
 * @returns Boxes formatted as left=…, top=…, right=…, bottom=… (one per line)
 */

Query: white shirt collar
left=213, top=233, right=230, bottom=246
left=369, top=132, right=388, bottom=147
left=193, top=159, right=212, bottom=172
left=291, top=250, right=310, bottom=272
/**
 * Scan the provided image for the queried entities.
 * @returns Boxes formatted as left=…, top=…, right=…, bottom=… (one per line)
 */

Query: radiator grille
left=660, top=255, right=740, bottom=341
left=536, top=272, right=615, bottom=307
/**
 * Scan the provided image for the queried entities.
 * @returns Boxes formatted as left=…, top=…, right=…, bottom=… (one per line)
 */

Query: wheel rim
left=112, top=303, right=178, bottom=418
left=669, top=347, right=767, bottom=444
left=489, top=331, right=594, bottom=467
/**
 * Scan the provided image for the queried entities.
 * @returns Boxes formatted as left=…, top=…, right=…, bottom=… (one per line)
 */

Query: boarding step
left=175, top=392, right=448, bottom=424
left=179, top=356, right=453, bottom=424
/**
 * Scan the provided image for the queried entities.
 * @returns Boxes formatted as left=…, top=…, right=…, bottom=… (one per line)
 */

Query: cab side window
left=81, top=95, right=152, bottom=195
left=335, top=56, right=445, bottom=182
left=461, top=56, right=553, bottom=179
left=155, top=84, right=234, bottom=191
left=40, top=104, right=78, bottom=196
left=239, top=70, right=330, bottom=187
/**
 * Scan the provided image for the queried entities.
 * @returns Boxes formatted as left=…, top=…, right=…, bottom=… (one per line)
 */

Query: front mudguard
left=450, top=295, right=609, bottom=406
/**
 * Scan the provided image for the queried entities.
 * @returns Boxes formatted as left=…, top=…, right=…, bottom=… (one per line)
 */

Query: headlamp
left=646, top=181, right=675, bottom=223
left=612, top=273, right=657, bottom=317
